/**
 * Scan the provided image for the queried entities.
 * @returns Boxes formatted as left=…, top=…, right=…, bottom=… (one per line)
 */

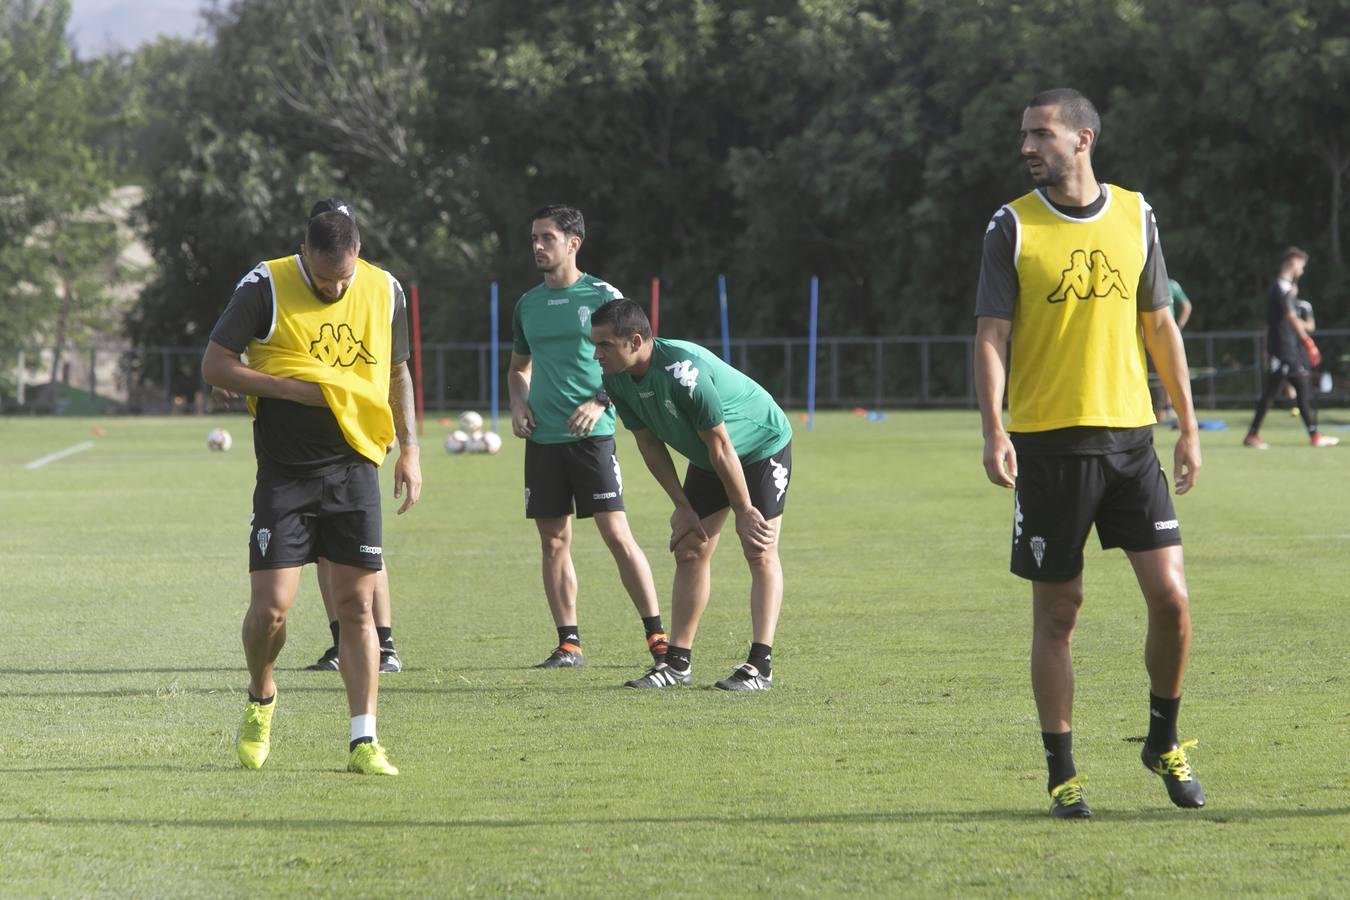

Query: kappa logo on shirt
left=235, top=263, right=269, bottom=290
left=1048, top=249, right=1129, bottom=303
left=309, top=322, right=377, bottom=367
left=665, top=359, right=699, bottom=397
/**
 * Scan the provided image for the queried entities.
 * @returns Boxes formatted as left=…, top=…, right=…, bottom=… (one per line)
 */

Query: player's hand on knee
left=668, top=506, right=708, bottom=553
left=734, top=506, right=774, bottom=554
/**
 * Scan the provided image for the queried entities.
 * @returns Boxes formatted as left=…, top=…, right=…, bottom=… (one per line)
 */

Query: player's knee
left=539, top=532, right=570, bottom=559
left=674, top=543, right=712, bottom=566
left=1034, top=593, right=1082, bottom=639
left=1148, top=581, right=1189, bottom=618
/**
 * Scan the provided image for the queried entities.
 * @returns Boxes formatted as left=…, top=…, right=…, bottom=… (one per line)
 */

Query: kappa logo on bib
left=1048, top=249, right=1129, bottom=303
left=309, top=322, right=377, bottom=367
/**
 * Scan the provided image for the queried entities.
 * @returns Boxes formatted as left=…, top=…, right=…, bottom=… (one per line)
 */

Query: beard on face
left=1028, top=154, right=1067, bottom=187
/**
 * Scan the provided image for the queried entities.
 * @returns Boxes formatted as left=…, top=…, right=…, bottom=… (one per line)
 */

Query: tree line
left=3, top=0, right=1348, bottom=400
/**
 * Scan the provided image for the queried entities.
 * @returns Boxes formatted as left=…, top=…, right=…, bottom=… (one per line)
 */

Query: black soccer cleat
left=305, top=646, right=340, bottom=671
left=1141, top=739, right=1206, bottom=808
left=533, top=644, right=585, bottom=669
left=1048, top=776, right=1092, bottom=819
left=624, top=662, right=691, bottom=688
left=712, top=662, right=773, bottom=691
left=379, top=647, right=402, bottom=673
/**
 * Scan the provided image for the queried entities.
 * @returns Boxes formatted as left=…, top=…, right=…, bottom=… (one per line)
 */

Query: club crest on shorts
left=255, top=527, right=272, bottom=557
left=1029, top=535, right=1046, bottom=568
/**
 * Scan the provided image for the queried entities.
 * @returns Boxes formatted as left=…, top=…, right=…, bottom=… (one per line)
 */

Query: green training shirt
left=512, top=273, right=623, bottom=444
left=603, top=338, right=792, bottom=470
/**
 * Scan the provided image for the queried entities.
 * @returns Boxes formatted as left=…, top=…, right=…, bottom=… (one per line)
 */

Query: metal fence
left=7, top=329, right=1350, bottom=414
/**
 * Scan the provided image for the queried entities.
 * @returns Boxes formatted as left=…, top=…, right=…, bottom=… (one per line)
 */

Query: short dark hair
left=1281, top=246, right=1309, bottom=266
left=1027, top=88, right=1102, bottom=153
left=591, top=298, right=651, bottom=341
left=306, top=211, right=360, bottom=256
left=532, top=204, right=585, bottom=242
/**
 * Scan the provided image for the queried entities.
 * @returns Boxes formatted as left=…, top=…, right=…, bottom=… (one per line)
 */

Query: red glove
left=1302, top=334, right=1322, bottom=367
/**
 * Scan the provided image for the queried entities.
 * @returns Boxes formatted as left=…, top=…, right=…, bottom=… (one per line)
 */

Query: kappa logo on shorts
left=1153, top=519, right=1179, bottom=531
left=255, top=527, right=272, bottom=557
left=359, top=544, right=383, bottom=555
left=592, top=491, right=618, bottom=500
left=771, top=458, right=789, bottom=501
left=610, top=453, right=623, bottom=495
left=524, top=486, right=531, bottom=513
left=1013, top=492, right=1024, bottom=544
left=1029, top=536, right=1046, bottom=568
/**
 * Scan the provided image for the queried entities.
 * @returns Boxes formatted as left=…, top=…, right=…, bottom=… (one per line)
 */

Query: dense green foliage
left=0, top=0, right=123, bottom=397
left=6, top=1, right=1350, bottom=376
left=2, top=412, right=1347, bottom=894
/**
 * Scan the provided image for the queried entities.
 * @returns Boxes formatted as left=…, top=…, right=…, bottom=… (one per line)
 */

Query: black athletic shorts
left=1010, top=444, right=1179, bottom=582
left=249, top=460, right=384, bottom=572
left=524, top=436, right=626, bottom=519
left=684, top=442, right=792, bottom=520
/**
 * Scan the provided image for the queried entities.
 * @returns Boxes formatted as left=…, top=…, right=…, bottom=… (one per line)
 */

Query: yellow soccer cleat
left=236, top=695, right=276, bottom=769
left=348, top=741, right=399, bottom=776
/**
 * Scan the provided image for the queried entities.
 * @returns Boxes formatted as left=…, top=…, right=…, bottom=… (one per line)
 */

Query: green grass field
left=1, top=411, right=1347, bottom=897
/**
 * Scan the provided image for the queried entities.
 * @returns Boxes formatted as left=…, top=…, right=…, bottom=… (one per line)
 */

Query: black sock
left=641, top=615, right=665, bottom=636
left=376, top=626, right=394, bottom=650
left=748, top=642, right=772, bottom=677
left=247, top=691, right=275, bottom=706
left=1147, top=693, right=1181, bottom=752
left=665, top=645, right=691, bottom=672
left=328, top=620, right=340, bottom=648
left=1041, top=731, right=1076, bottom=791
left=349, top=736, right=374, bottom=751
left=557, top=626, right=580, bottom=648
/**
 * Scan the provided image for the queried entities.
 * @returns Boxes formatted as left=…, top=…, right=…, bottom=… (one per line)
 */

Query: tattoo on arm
left=390, top=363, right=417, bottom=447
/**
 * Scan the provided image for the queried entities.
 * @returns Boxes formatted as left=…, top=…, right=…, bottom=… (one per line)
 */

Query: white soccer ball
left=482, top=431, right=502, bottom=455
left=207, top=428, right=232, bottom=452
left=444, top=429, right=469, bottom=454
left=466, top=431, right=486, bottom=454
left=459, top=410, right=483, bottom=433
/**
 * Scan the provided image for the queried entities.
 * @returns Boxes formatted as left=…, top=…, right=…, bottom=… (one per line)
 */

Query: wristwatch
left=594, top=390, right=612, bottom=409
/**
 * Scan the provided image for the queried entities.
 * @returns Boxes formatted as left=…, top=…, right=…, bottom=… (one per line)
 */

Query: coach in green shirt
left=591, top=298, right=793, bottom=691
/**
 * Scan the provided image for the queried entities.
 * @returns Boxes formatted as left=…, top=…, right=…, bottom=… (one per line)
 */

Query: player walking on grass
left=589, top=299, right=792, bottom=691
left=202, top=199, right=420, bottom=776
left=1242, top=247, right=1338, bottom=449
left=508, top=205, right=667, bottom=673
left=974, top=90, right=1205, bottom=818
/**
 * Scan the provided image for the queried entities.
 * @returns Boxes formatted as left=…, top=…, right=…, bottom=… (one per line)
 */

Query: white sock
left=350, top=714, right=377, bottom=745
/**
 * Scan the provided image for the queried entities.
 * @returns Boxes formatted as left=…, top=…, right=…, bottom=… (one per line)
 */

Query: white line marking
left=25, top=440, right=96, bottom=470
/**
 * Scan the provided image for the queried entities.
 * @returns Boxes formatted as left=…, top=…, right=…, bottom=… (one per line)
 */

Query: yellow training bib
left=244, top=255, right=397, bottom=465
left=1006, top=185, right=1155, bottom=432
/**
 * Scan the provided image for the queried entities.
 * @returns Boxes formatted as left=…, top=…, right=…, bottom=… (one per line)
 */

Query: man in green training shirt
left=509, top=205, right=666, bottom=673
left=589, top=298, right=793, bottom=691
